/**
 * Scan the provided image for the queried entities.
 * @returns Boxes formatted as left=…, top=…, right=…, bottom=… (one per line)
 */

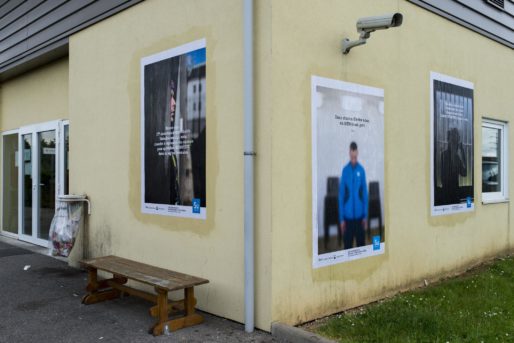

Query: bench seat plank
left=81, top=255, right=209, bottom=291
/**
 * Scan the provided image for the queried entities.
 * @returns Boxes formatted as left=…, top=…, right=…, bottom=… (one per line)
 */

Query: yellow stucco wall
left=270, top=0, right=514, bottom=325
left=2, top=0, right=514, bottom=332
left=0, top=58, right=69, bottom=239
left=68, top=0, right=272, bottom=330
left=0, top=58, right=69, bottom=131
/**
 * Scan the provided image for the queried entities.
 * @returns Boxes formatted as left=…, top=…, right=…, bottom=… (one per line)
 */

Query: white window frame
left=1, top=120, right=68, bottom=246
left=482, top=118, right=509, bottom=204
left=18, top=120, right=61, bottom=246
left=58, top=120, right=69, bottom=196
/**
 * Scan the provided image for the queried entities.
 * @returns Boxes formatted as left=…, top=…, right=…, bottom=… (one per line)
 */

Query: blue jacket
left=338, top=162, right=368, bottom=222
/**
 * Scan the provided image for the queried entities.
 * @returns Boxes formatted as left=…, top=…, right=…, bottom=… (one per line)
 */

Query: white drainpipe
left=243, top=0, right=255, bottom=334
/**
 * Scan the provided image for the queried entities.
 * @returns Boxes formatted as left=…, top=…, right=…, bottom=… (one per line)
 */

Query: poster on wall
left=312, top=76, right=385, bottom=268
left=430, top=72, right=474, bottom=216
left=141, top=39, right=206, bottom=219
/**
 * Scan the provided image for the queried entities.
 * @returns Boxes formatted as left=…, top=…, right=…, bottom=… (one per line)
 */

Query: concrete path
left=0, top=239, right=282, bottom=343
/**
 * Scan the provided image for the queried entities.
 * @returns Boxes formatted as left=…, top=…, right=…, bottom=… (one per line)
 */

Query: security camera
left=342, top=13, right=403, bottom=54
left=357, top=13, right=403, bottom=32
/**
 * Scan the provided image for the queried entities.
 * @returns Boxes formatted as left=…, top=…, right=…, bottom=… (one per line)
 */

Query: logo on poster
left=192, top=199, right=201, bottom=214
left=372, top=236, right=381, bottom=251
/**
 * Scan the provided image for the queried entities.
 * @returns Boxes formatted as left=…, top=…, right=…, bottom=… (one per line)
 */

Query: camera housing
left=357, top=13, right=403, bottom=33
left=342, top=13, right=403, bottom=55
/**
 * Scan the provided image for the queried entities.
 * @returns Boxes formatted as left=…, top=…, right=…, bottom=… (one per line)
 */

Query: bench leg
left=176, top=287, right=204, bottom=329
left=152, top=287, right=169, bottom=336
left=87, top=275, right=128, bottom=292
left=82, top=268, right=125, bottom=305
left=82, top=289, right=121, bottom=304
left=151, top=287, right=203, bottom=336
left=85, top=267, right=98, bottom=292
left=185, top=287, right=195, bottom=316
left=148, top=298, right=197, bottom=317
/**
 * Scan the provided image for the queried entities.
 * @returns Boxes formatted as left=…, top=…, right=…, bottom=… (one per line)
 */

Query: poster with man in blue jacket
left=339, top=142, right=368, bottom=249
left=312, top=76, right=385, bottom=268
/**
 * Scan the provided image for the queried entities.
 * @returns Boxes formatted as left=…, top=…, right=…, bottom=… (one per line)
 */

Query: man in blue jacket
left=339, top=142, right=368, bottom=249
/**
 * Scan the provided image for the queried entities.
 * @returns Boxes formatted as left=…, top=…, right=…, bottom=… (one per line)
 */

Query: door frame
left=58, top=120, right=69, bottom=197
left=0, top=128, right=20, bottom=239
left=18, top=120, right=62, bottom=246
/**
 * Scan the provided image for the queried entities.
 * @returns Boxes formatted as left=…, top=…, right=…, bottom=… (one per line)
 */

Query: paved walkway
left=0, top=238, right=281, bottom=343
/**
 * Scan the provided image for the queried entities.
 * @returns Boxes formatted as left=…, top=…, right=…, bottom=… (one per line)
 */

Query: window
left=482, top=119, right=509, bottom=203
left=2, top=131, right=19, bottom=236
left=62, top=123, right=69, bottom=195
left=1, top=120, right=68, bottom=245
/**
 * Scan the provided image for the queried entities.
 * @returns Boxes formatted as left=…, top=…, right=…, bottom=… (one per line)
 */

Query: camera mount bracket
left=342, top=31, right=372, bottom=55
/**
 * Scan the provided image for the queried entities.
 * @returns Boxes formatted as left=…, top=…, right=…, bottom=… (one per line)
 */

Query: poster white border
left=140, top=38, right=207, bottom=219
left=430, top=71, right=474, bottom=217
left=311, top=75, right=385, bottom=269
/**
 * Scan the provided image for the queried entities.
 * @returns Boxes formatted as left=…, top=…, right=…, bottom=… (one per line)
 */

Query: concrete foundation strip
left=271, top=322, right=337, bottom=343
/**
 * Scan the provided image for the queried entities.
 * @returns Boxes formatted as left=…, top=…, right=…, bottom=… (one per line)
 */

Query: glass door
left=1, top=130, right=19, bottom=237
left=18, top=121, right=61, bottom=246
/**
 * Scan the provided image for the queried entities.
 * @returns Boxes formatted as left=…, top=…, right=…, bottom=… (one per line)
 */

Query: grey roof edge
left=0, top=38, right=68, bottom=81
left=408, top=0, right=514, bottom=49
left=0, top=0, right=143, bottom=81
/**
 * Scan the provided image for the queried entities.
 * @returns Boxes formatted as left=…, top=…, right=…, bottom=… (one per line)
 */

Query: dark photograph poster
left=311, top=76, right=385, bottom=268
left=141, top=39, right=206, bottom=219
left=430, top=72, right=474, bottom=216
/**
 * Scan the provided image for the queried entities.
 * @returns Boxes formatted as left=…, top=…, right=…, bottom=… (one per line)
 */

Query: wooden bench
left=80, top=255, right=209, bottom=336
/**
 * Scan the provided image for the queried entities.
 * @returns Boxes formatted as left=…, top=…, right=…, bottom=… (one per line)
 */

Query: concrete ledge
left=271, top=322, right=336, bottom=343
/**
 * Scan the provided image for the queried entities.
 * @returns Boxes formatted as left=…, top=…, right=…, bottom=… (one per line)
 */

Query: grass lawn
left=312, top=255, right=514, bottom=343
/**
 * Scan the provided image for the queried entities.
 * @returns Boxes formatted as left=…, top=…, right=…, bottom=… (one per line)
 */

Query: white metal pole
left=243, top=0, right=255, bottom=333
